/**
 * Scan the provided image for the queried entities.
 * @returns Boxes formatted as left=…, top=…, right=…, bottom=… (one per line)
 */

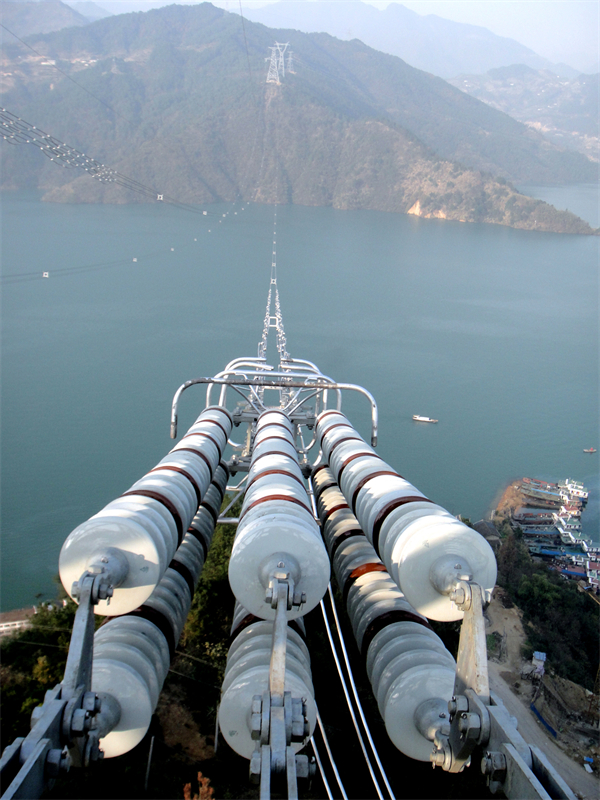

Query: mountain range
left=448, top=65, right=599, bottom=164
left=0, top=3, right=596, bottom=233
left=241, top=1, right=580, bottom=80
left=0, top=0, right=91, bottom=36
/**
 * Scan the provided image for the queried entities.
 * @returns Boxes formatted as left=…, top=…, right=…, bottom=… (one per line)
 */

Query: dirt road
left=488, top=662, right=598, bottom=799
left=484, top=592, right=598, bottom=799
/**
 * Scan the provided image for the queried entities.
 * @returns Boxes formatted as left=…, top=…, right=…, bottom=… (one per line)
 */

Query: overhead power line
left=0, top=108, right=214, bottom=216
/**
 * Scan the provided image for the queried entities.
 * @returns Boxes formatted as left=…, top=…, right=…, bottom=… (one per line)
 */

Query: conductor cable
left=315, top=707, right=348, bottom=800
left=326, top=583, right=395, bottom=799
left=310, top=733, right=335, bottom=800
left=319, top=594, right=387, bottom=800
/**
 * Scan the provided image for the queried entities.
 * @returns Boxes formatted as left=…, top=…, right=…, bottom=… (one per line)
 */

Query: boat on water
left=518, top=485, right=562, bottom=506
left=583, top=447, right=597, bottom=453
left=560, top=501, right=582, bottom=518
left=513, top=508, right=555, bottom=525
left=521, top=476, right=559, bottom=491
left=552, top=513, right=582, bottom=533
left=412, top=414, right=438, bottom=423
left=559, top=478, right=589, bottom=501
left=518, top=476, right=589, bottom=507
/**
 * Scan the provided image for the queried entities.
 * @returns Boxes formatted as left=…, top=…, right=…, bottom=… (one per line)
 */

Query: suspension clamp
left=265, top=570, right=306, bottom=610
left=431, top=690, right=491, bottom=773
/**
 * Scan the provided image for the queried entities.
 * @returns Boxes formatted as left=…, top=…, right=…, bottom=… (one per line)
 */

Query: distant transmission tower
left=286, top=49, right=295, bottom=74
left=266, top=47, right=279, bottom=84
left=265, top=42, right=289, bottom=84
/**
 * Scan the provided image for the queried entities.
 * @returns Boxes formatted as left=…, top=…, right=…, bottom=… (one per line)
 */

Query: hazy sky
left=98, top=1, right=599, bottom=72
left=393, top=1, right=599, bottom=70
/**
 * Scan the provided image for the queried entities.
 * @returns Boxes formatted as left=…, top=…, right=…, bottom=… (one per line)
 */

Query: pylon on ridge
left=265, top=42, right=289, bottom=84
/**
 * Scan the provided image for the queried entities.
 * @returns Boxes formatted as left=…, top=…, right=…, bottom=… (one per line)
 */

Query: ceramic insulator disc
left=59, top=517, right=161, bottom=616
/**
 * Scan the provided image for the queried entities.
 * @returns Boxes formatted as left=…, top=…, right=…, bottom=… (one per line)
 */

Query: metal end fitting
left=70, top=708, right=92, bottom=735
left=430, top=732, right=453, bottom=771
left=292, top=589, right=307, bottom=608
left=30, top=705, right=45, bottom=728
left=291, top=697, right=308, bottom=742
left=295, top=754, right=316, bottom=781
left=448, top=695, right=469, bottom=718
left=84, top=733, right=102, bottom=767
left=450, top=580, right=472, bottom=610
left=82, top=691, right=102, bottom=714
left=251, top=695, right=262, bottom=741
left=481, top=751, right=507, bottom=794
left=249, top=747, right=262, bottom=785
left=45, top=748, right=71, bottom=778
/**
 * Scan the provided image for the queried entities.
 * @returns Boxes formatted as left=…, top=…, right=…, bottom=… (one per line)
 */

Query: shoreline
left=486, top=476, right=520, bottom=521
left=0, top=607, right=37, bottom=624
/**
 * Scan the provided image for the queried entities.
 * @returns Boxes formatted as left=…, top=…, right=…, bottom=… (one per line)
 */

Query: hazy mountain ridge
left=66, top=2, right=111, bottom=22
left=448, top=66, right=599, bottom=163
left=0, top=0, right=91, bottom=36
left=242, top=1, right=576, bottom=80
left=0, top=4, right=596, bottom=234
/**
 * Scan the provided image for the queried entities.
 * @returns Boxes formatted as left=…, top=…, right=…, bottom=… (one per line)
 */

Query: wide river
left=1, top=187, right=598, bottom=611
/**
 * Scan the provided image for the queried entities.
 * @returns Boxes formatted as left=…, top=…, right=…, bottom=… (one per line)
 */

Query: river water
left=1, top=188, right=598, bottom=611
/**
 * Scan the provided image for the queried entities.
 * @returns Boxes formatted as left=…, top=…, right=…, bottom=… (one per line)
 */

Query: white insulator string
left=326, top=584, right=395, bottom=799
left=319, top=596, right=386, bottom=800
left=310, top=734, right=335, bottom=800
left=315, top=708, right=349, bottom=800
left=0, top=108, right=213, bottom=216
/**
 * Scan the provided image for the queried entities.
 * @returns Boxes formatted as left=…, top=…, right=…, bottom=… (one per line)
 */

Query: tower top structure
left=265, top=42, right=289, bottom=84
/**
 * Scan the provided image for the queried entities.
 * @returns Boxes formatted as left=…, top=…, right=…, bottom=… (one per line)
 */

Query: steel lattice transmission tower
left=286, top=49, right=295, bottom=74
left=265, top=42, right=289, bottom=84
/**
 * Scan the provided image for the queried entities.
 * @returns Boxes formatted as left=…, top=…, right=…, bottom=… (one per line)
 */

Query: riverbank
left=0, top=607, right=36, bottom=624
left=492, top=481, right=524, bottom=521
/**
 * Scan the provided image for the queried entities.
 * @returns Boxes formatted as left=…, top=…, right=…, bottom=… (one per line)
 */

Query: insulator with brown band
left=314, top=467, right=456, bottom=762
left=218, top=602, right=316, bottom=759
left=59, top=407, right=232, bottom=616
left=315, top=411, right=496, bottom=622
left=90, top=463, right=224, bottom=758
left=228, top=410, right=329, bottom=620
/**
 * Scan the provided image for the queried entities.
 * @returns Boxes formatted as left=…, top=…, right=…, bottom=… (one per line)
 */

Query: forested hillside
left=1, top=3, right=596, bottom=233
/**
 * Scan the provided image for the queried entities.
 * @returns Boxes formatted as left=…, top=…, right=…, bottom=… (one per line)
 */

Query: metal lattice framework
left=265, top=42, right=289, bottom=84
left=286, top=50, right=295, bottom=74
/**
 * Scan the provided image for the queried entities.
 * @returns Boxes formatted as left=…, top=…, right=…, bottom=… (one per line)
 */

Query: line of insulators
left=228, top=409, right=330, bottom=621
left=59, top=406, right=233, bottom=617
left=0, top=108, right=212, bottom=216
left=315, top=410, right=497, bottom=621
left=313, top=466, right=456, bottom=762
left=219, top=602, right=315, bottom=760
left=221, top=409, right=329, bottom=759
left=90, top=464, right=227, bottom=758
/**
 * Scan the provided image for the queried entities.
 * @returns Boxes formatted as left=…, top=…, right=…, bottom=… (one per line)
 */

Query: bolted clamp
left=61, top=689, right=104, bottom=742
left=481, top=750, right=507, bottom=794
left=72, top=570, right=114, bottom=605
left=431, top=730, right=454, bottom=772
left=291, top=697, right=310, bottom=742
left=45, top=747, right=71, bottom=779
left=450, top=580, right=492, bottom=612
left=265, top=567, right=306, bottom=610
left=431, top=691, right=490, bottom=774
left=71, top=548, right=129, bottom=607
